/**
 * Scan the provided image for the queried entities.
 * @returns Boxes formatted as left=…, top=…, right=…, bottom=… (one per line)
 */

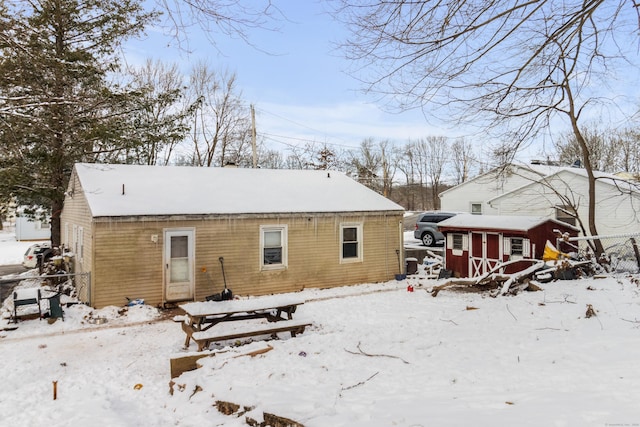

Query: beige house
left=61, top=163, right=405, bottom=308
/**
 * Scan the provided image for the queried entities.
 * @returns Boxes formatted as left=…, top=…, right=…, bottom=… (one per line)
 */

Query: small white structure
left=440, top=162, right=640, bottom=236
left=15, top=207, right=51, bottom=241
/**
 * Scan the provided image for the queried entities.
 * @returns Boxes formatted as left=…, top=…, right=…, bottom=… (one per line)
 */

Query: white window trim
left=470, top=203, right=483, bottom=215
left=505, top=237, right=530, bottom=259
left=340, top=223, right=363, bottom=263
left=260, top=225, right=288, bottom=271
left=72, top=225, right=78, bottom=255
left=78, top=226, right=84, bottom=262
left=64, top=223, right=69, bottom=250
left=448, top=232, right=468, bottom=256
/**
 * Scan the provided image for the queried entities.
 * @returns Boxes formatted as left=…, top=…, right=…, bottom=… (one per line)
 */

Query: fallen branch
left=431, top=279, right=477, bottom=297
left=344, top=342, right=410, bottom=364
left=544, top=294, right=577, bottom=304
left=497, top=261, right=546, bottom=296
left=433, top=259, right=545, bottom=297
left=341, top=372, right=379, bottom=394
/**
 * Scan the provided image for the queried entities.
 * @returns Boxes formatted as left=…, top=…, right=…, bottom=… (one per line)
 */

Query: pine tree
left=0, top=0, right=158, bottom=245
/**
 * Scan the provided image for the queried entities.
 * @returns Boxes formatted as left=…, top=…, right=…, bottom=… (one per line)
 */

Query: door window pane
left=170, top=259, right=189, bottom=282
left=170, top=235, right=189, bottom=282
left=171, top=236, right=188, bottom=258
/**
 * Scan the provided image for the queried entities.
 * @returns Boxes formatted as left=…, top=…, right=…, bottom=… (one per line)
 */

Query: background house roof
left=439, top=162, right=635, bottom=199
left=438, top=214, right=578, bottom=232
left=485, top=167, right=640, bottom=204
left=72, top=163, right=404, bottom=217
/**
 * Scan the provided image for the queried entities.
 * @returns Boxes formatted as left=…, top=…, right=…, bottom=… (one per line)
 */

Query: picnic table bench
left=11, top=288, right=42, bottom=323
left=180, top=296, right=311, bottom=351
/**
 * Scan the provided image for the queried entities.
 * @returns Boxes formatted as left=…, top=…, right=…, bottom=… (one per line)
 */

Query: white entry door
left=164, top=229, right=195, bottom=302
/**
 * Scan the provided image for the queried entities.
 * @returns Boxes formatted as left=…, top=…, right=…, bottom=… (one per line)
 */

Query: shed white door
left=164, top=229, right=195, bottom=302
left=469, top=232, right=502, bottom=277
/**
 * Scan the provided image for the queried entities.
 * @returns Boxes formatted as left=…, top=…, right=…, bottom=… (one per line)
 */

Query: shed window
left=510, top=238, right=524, bottom=256
left=505, top=237, right=530, bottom=258
left=452, top=234, right=464, bottom=250
left=447, top=233, right=468, bottom=255
left=260, top=225, right=288, bottom=270
left=340, top=223, right=363, bottom=263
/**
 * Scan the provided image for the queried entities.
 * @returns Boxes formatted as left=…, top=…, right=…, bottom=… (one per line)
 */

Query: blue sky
left=124, top=1, right=476, bottom=159
left=123, top=1, right=640, bottom=165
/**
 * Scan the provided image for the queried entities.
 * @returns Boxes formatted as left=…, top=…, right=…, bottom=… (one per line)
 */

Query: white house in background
left=15, top=207, right=51, bottom=241
left=440, top=162, right=640, bottom=236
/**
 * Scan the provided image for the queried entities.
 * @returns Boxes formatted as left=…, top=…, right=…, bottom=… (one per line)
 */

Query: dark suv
left=413, top=211, right=457, bottom=246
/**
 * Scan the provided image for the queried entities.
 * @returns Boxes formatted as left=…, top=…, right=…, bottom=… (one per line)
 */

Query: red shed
left=438, top=214, right=579, bottom=278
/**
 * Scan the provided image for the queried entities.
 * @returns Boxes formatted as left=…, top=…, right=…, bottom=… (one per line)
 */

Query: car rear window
left=420, top=214, right=453, bottom=223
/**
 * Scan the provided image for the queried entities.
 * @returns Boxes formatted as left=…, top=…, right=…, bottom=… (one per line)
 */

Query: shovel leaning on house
left=205, top=257, right=233, bottom=301
left=218, top=257, right=233, bottom=300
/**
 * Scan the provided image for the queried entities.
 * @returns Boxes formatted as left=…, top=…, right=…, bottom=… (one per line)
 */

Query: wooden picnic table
left=180, top=295, right=310, bottom=351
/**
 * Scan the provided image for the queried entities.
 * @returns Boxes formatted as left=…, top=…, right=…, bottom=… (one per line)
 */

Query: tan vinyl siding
left=59, top=172, right=94, bottom=303
left=89, top=212, right=403, bottom=308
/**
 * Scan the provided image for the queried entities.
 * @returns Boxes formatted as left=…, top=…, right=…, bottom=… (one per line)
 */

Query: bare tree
left=396, top=142, right=418, bottom=210
left=348, top=138, right=396, bottom=196
left=185, top=63, right=250, bottom=167
left=259, top=147, right=286, bottom=169
left=615, top=129, right=640, bottom=176
left=424, top=136, right=448, bottom=209
left=555, top=126, right=617, bottom=171
left=411, top=137, right=449, bottom=209
left=555, top=126, right=640, bottom=174
left=334, top=0, right=640, bottom=254
left=156, top=0, right=284, bottom=49
left=450, top=138, right=476, bottom=185
left=111, top=59, right=189, bottom=165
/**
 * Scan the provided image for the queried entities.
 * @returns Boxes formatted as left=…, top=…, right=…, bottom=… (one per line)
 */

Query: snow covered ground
left=1, top=229, right=640, bottom=426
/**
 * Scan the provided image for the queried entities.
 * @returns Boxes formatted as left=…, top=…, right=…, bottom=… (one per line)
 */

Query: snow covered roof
left=71, top=163, right=404, bottom=217
left=486, top=166, right=640, bottom=204
left=439, top=162, right=635, bottom=199
left=438, top=214, right=578, bottom=232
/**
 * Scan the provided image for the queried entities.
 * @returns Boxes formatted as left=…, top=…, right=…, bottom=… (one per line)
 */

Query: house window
left=555, top=205, right=576, bottom=226
left=78, top=227, right=85, bottom=262
left=64, top=223, right=69, bottom=250
left=72, top=225, right=78, bottom=255
left=260, top=225, right=287, bottom=270
left=471, top=203, right=482, bottom=215
left=340, top=223, right=363, bottom=262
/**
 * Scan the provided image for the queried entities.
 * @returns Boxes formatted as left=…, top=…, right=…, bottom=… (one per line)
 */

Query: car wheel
left=422, top=232, right=435, bottom=246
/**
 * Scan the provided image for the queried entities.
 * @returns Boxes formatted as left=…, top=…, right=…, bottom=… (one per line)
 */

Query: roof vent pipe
left=122, top=184, right=125, bottom=195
